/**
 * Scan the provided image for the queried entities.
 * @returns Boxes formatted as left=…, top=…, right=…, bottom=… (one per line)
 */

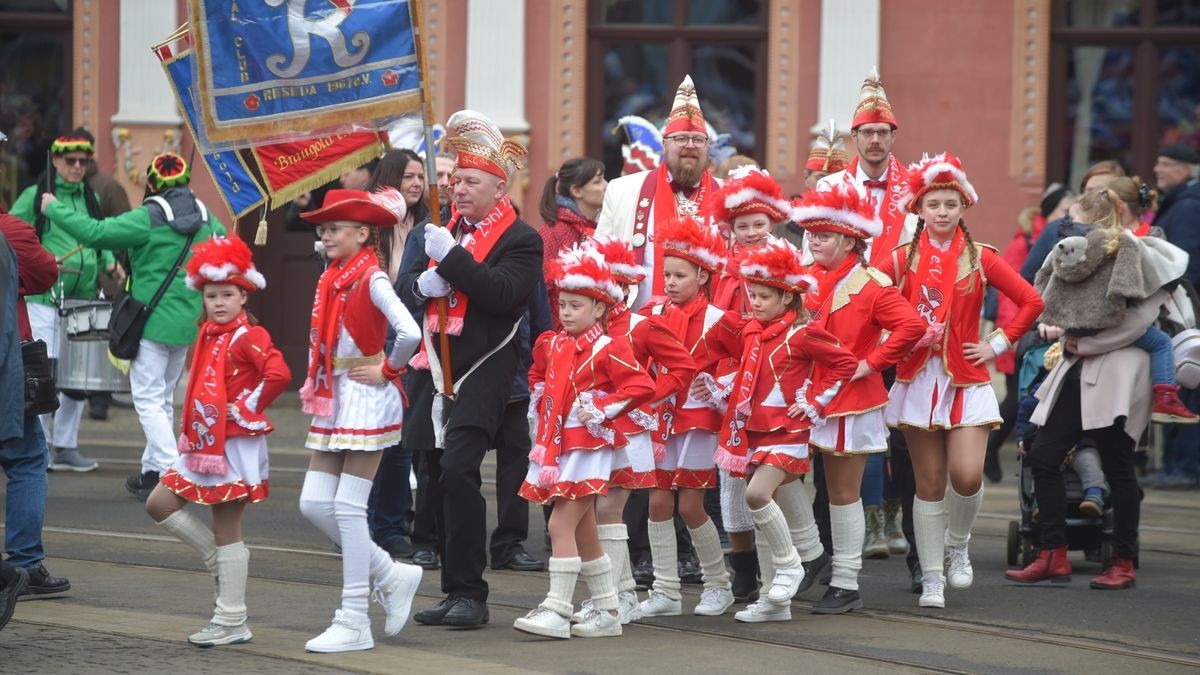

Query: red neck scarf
left=909, top=227, right=966, bottom=328
left=717, top=311, right=796, bottom=473
left=713, top=244, right=754, bottom=313
left=180, top=312, right=249, bottom=475
left=663, top=291, right=709, bottom=345
left=650, top=166, right=716, bottom=297
left=300, top=246, right=378, bottom=416
left=533, top=322, right=607, bottom=475
left=805, top=254, right=860, bottom=319
left=848, top=155, right=908, bottom=267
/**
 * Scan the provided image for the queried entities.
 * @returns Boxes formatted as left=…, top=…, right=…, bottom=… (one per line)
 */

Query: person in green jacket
left=40, top=152, right=227, bottom=500
left=11, top=130, right=118, bottom=473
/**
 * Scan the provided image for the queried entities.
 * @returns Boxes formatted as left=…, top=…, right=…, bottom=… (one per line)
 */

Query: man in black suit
left=399, top=111, right=542, bottom=628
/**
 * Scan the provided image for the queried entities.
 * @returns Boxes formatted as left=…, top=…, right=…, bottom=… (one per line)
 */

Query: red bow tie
left=864, top=179, right=887, bottom=190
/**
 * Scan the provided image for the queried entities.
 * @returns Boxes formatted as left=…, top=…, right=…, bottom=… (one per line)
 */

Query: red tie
left=864, top=179, right=887, bottom=190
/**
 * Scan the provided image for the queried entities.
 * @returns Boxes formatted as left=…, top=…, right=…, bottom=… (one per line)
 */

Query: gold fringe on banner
left=255, top=140, right=384, bottom=209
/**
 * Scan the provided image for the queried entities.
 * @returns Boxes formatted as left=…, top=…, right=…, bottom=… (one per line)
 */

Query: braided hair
left=903, top=218, right=981, bottom=292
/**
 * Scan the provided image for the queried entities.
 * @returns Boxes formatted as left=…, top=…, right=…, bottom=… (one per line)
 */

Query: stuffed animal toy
left=1035, top=227, right=1144, bottom=332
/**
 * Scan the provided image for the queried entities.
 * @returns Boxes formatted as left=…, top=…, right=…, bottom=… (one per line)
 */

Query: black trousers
left=489, top=398, right=532, bottom=561
left=426, top=424, right=493, bottom=601
left=986, top=372, right=1020, bottom=456
left=1028, top=375, right=1140, bottom=558
left=884, top=425, right=917, bottom=551
left=411, top=446, right=442, bottom=553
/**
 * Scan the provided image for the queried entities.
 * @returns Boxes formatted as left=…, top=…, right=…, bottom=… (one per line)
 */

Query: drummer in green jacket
left=40, top=152, right=227, bottom=501
left=11, top=130, right=117, bottom=473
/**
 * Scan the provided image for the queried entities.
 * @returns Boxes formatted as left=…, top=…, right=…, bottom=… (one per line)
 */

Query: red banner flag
left=248, top=131, right=385, bottom=207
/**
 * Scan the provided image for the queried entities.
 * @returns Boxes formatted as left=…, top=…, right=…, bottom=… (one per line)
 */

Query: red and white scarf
left=299, top=247, right=379, bottom=417
left=907, top=227, right=966, bottom=347
left=650, top=166, right=717, bottom=297
left=178, top=312, right=249, bottom=475
left=715, top=310, right=796, bottom=475
left=530, top=322, right=606, bottom=483
left=847, top=155, right=908, bottom=268
left=805, top=254, right=859, bottom=320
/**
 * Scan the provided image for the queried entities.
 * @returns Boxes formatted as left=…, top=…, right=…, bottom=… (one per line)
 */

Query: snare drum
left=60, top=299, right=114, bottom=340
left=56, top=300, right=131, bottom=393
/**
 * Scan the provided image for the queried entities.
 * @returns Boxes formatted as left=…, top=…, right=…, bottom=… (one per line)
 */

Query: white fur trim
left=791, top=204, right=883, bottom=238
left=558, top=273, right=624, bottom=303
left=666, top=243, right=725, bottom=271
left=724, top=187, right=791, bottom=217
left=242, top=267, right=267, bottom=290
left=918, top=161, right=978, bottom=204
left=608, top=261, right=645, bottom=280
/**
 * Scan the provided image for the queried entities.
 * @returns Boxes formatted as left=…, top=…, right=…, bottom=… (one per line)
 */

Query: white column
left=111, top=0, right=181, bottom=125
left=817, top=0, right=880, bottom=130
left=465, top=0, right=529, bottom=133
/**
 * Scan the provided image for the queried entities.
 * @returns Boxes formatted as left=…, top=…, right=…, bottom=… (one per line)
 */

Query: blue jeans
left=1133, top=326, right=1174, bottom=386
left=0, top=416, right=48, bottom=568
left=368, top=443, right=413, bottom=544
left=1162, top=386, right=1200, bottom=478
left=861, top=453, right=885, bottom=507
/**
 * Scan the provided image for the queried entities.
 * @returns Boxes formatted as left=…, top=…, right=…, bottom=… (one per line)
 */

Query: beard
left=668, top=156, right=704, bottom=186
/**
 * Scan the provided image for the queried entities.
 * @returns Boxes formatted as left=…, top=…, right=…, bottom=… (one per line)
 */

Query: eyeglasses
left=314, top=224, right=364, bottom=237
left=668, top=135, right=709, bottom=147
left=59, top=157, right=89, bottom=167
left=804, top=231, right=839, bottom=243
left=854, top=128, right=894, bottom=140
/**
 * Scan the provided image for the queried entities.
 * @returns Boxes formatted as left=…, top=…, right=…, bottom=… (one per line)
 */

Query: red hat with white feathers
left=185, top=234, right=266, bottom=292
left=657, top=216, right=726, bottom=274
left=792, top=182, right=883, bottom=240
left=588, top=234, right=645, bottom=286
left=548, top=244, right=624, bottom=307
left=709, top=165, right=792, bottom=226
left=739, top=238, right=814, bottom=295
left=903, top=152, right=978, bottom=214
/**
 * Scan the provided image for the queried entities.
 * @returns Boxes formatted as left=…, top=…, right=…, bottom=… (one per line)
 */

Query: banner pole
left=411, top=0, right=454, bottom=394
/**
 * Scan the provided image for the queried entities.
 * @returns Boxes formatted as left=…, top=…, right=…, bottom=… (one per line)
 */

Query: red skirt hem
left=651, top=467, right=718, bottom=490
left=161, top=469, right=269, bottom=505
left=519, top=478, right=609, bottom=505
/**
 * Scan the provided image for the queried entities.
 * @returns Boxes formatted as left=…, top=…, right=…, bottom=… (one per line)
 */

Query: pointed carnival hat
left=851, top=68, right=900, bottom=130
left=709, top=165, right=792, bottom=226
left=185, top=234, right=266, bottom=292
left=903, top=152, right=978, bottom=214
left=443, top=110, right=527, bottom=180
left=51, top=127, right=95, bottom=156
left=547, top=244, right=624, bottom=307
left=739, top=238, right=815, bottom=295
left=792, top=181, right=883, bottom=240
left=588, top=234, right=646, bottom=286
left=657, top=215, right=726, bottom=274
left=300, top=187, right=407, bottom=227
left=806, top=120, right=848, bottom=173
left=663, top=75, right=708, bottom=138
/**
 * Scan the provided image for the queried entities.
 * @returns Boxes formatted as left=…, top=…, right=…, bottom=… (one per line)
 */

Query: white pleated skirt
left=810, top=409, right=889, bottom=454
left=306, top=371, right=404, bottom=452
left=885, top=357, right=1001, bottom=431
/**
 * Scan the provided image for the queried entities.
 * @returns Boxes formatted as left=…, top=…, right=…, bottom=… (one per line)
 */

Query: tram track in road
left=33, top=525, right=1200, bottom=673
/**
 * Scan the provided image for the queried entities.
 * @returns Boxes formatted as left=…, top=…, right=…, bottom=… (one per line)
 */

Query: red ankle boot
left=1090, top=558, right=1136, bottom=589
left=1151, top=384, right=1199, bottom=424
left=1005, top=546, right=1072, bottom=584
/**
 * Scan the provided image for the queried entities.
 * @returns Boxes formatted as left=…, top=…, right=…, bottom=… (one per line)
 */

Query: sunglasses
left=59, top=157, right=89, bottom=167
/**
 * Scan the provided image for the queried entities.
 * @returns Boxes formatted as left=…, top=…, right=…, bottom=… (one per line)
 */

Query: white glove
left=424, top=223, right=456, bottom=262
left=417, top=269, right=451, bottom=298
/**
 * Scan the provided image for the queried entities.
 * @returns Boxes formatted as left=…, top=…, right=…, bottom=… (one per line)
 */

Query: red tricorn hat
left=548, top=244, right=624, bottom=307
left=739, top=238, right=814, bottom=295
left=709, top=166, right=791, bottom=226
left=185, top=235, right=266, bottom=292
left=588, top=234, right=645, bottom=286
left=903, top=152, right=978, bottom=214
left=658, top=216, right=726, bottom=274
left=300, top=187, right=407, bottom=228
left=792, top=182, right=882, bottom=240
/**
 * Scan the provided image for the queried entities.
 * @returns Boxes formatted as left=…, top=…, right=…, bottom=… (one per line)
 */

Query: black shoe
left=124, top=471, right=159, bottom=502
left=907, top=552, right=923, bottom=594
left=379, top=537, right=415, bottom=559
left=0, top=567, right=29, bottom=632
left=491, top=550, right=544, bottom=572
left=678, top=558, right=703, bottom=585
left=412, top=549, right=440, bottom=570
left=798, top=552, right=831, bottom=594
left=20, top=563, right=70, bottom=596
left=632, top=560, right=654, bottom=590
left=414, top=597, right=454, bottom=625
left=984, top=450, right=1002, bottom=484
left=88, top=405, right=109, bottom=421
left=811, top=586, right=864, bottom=614
left=729, top=550, right=760, bottom=602
left=442, top=597, right=489, bottom=628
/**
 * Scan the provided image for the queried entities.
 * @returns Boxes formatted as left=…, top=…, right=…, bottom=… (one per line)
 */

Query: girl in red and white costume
left=296, top=189, right=424, bottom=652
left=792, top=183, right=925, bottom=614
left=877, top=154, right=1043, bottom=608
left=708, top=166, right=806, bottom=606
left=517, top=245, right=656, bottom=639
left=577, top=235, right=696, bottom=625
left=698, top=238, right=858, bottom=622
left=144, top=235, right=288, bottom=647
left=636, top=216, right=736, bottom=619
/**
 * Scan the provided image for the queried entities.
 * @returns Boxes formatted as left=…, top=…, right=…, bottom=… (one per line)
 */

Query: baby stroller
left=1005, top=333, right=1114, bottom=568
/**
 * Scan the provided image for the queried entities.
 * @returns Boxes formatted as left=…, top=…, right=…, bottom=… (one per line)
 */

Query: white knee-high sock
left=597, top=523, right=635, bottom=594
left=299, top=471, right=340, bottom=543
left=913, top=496, right=946, bottom=581
left=333, top=474, right=389, bottom=617
left=945, top=486, right=982, bottom=548
left=751, top=502, right=802, bottom=569
left=647, top=519, right=681, bottom=599
left=158, top=510, right=218, bottom=574
left=829, top=501, right=864, bottom=591
left=580, top=555, right=618, bottom=612
left=776, top=480, right=825, bottom=561
left=756, top=530, right=774, bottom=587
left=688, top=519, right=731, bottom=590
left=541, top=556, right=582, bottom=618
left=212, top=542, right=250, bottom=626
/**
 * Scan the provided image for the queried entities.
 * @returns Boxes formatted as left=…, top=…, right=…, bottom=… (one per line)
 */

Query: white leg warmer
left=299, top=470, right=340, bottom=543
left=333, top=474, right=390, bottom=616
left=212, top=542, right=250, bottom=626
left=597, top=523, right=635, bottom=594
left=751, top=501, right=802, bottom=569
left=688, top=519, right=731, bottom=590
left=580, top=555, right=618, bottom=612
left=541, top=557, right=582, bottom=618
left=945, top=486, right=982, bottom=548
left=829, top=501, right=865, bottom=592
left=648, top=519, right=682, bottom=599
left=913, top=496, right=946, bottom=582
left=776, top=480, right=825, bottom=562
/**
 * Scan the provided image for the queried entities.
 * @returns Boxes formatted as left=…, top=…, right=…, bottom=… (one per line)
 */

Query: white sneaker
left=944, top=544, right=973, bottom=590
left=373, top=561, right=422, bottom=637
left=187, top=622, right=252, bottom=647
left=734, top=598, right=792, bottom=623
left=766, top=566, right=805, bottom=604
left=919, top=573, right=945, bottom=608
left=570, top=609, right=622, bottom=638
left=617, top=591, right=640, bottom=624
left=305, top=609, right=373, bottom=653
left=693, top=587, right=734, bottom=616
left=571, top=599, right=594, bottom=624
left=513, top=607, right=571, bottom=639
left=636, top=590, right=682, bottom=618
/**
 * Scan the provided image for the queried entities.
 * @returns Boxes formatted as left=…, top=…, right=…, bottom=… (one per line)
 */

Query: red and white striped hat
left=185, top=235, right=266, bottom=292
left=903, top=152, right=978, bottom=214
left=792, top=182, right=882, bottom=240
left=548, top=244, right=624, bottom=307
left=709, top=165, right=791, bottom=226
left=739, top=238, right=814, bottom=295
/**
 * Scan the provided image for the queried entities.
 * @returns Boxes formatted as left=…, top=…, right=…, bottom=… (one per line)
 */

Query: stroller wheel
left=1007, top=521, right=1019, bottom=567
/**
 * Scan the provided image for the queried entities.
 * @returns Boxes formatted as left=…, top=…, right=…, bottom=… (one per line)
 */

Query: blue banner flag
left=188, top=0, right=423, bottom=145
